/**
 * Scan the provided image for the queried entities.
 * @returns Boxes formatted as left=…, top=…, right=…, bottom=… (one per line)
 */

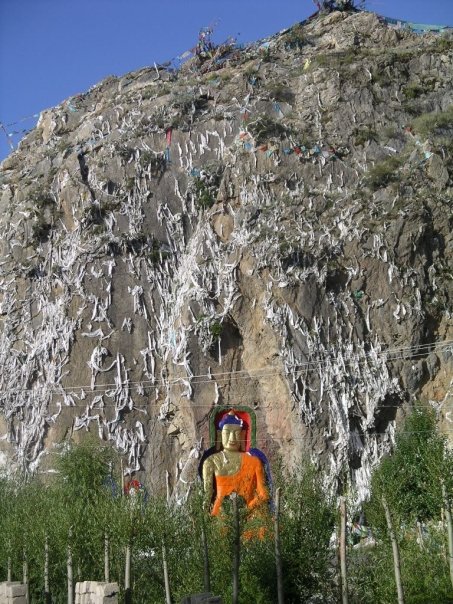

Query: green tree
left=349, top=406, right=453, bottom=603
left=55, top=440, right=120, bottom=586
left=367, top=406, right=453, bottom=530
left=278, top=462, right=336, bottom=603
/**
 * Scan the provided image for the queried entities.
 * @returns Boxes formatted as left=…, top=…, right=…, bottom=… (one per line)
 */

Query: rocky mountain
left=0, top=9, right=452, bottom=501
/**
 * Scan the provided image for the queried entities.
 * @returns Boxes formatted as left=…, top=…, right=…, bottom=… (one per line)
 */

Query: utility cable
left=0, top=338, right=451, bottom=397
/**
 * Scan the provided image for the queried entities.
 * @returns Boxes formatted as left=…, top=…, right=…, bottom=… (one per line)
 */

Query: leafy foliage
left=349, top=524, right=453, bottom=603
left=0, top=449, right=337, bottom=603
left=365, top=155, right=404, bottom=190
left=412, top=104, right=453, bottom=139
left=9, top=431, right=450, bottom=604
left=193, top=177, right=215, bottom=209
left=348, top=407, right=453, bottom=603
left=278, top=463, right=336, bottom=602
left=247, top=114, right=288, bottom=144
left=366, top=406, right=452, bottom=528
left=283, top=24, right=306, bottom=51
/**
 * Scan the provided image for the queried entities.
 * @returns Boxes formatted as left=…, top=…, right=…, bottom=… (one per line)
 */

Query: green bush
left=0, top=448, right=338, bottom=603
left=353, top=127, right=377, bottom=147
left=278, top=463, right=336, bottom=602
left=403, top=83, right=423, bottom=100
left=283, top=24, right=306, bottom=50
left=365, top=155, right=404, bottom=190
left=193, top=177, right=215, bottom=209
left=366, top=407, right=452, bottom=528
left=349, top=407, right=453, bottom=603
left=349, top=526, right=453, bottom=603
left=433, top=36, right=453, bottom=53
left=266, top=82, right=294, bottom=103
left=247, top=115, right=287, bottom=144
left=412, top=104, right=453, bottom=138
left=209, top=320, right=223, bottom=340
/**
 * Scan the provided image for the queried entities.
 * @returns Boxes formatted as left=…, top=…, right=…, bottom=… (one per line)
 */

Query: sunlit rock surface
left=0, top=10, right=452, bottom=500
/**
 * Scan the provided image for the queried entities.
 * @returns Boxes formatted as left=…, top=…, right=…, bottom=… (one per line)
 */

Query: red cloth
left=124, top=479, right=142, bottom=496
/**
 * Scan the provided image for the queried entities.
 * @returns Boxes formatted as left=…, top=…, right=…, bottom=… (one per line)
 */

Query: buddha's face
left=221, top=424, right=242, bottom=451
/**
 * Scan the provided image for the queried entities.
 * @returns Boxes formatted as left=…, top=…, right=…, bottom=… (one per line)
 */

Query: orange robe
left=211, top=453, right=269, bottom=516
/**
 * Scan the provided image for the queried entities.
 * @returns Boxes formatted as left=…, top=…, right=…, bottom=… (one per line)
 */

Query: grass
left=432, top=36, right=453, bottom=53
left=403, top=83, right=423, bottom=100
left=141, top=86, right=155, bottom=100
left=412, top=104, right=453, bottom=138
left=283, top=24, right=306, bottom=50
left=353, top=127, right=377, bottom=147
left=313, top=48, right=360, bottom=69
left=381, top=126, right=401, bottom=139
left=403, top=100, right=426, bottom=117
left=266, top=82, right=294, bottom=103
left=247, top=115, right=287, bottom=144
left=155, top=85, right=171, bottom=98
left=193, top=177, right=215, bottom=209
left=209, top=321, right=223, bottom=340
left=365, top=155, right=405, bottom=190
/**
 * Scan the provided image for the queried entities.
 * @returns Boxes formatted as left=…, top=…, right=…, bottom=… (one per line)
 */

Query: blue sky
left=1, top=0, right=453, bottom=161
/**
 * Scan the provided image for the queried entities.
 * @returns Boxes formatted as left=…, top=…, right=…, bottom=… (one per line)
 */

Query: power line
left=5, top=113, right=41, bottom=128
left=0, top=339, right=451, bottom=397
left=0, top=122, right=15, bottom=151
left=254, top=430, right=453, bottom=441
left=37, top=402, right=452, bottom=410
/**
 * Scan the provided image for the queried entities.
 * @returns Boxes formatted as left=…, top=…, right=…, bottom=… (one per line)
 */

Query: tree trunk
left=232, top=494, right=240, bottom=604
left=104, top=532, right=110, bottom=583
left=166, top=471, right=171, bottom=505
left=7, top=555, right=11, bottom=582
left=274, top=487, right=284, bottom=604
left=382, top=496, right=404, bottom=604
left=201, top=522, right=211, bottom=593
left=339, top=496, right=348, bottom=604
left=416, top=521, right=424, bottom=549
left=22, top=551, right=29, bottom=604
left=124, top=543, right=131, bottom=604
left=44, top=535, right=51, bottom=604
left=162, top=543, right=172, bottom=604
left=67, top=536, right=73, bottom=604
left=442, top=483, right=453, bottom=591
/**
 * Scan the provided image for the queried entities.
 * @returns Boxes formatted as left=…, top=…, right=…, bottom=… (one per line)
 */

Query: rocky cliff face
left=1, top=10, right=452, bottom=500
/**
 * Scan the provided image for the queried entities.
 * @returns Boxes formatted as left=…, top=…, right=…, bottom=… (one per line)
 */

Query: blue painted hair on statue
left=219, top=410, right=243, bottom=429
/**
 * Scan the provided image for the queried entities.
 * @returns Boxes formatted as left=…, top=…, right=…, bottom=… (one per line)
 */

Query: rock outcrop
left=1, top=10, right=452, bottom=500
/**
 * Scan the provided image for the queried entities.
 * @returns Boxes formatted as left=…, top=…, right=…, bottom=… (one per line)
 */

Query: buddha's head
left=219, top=410, right=244, bottom=451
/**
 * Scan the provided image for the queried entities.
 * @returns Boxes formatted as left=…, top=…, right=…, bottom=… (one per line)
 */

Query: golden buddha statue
left=202, top=410, right=269, bottom=517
